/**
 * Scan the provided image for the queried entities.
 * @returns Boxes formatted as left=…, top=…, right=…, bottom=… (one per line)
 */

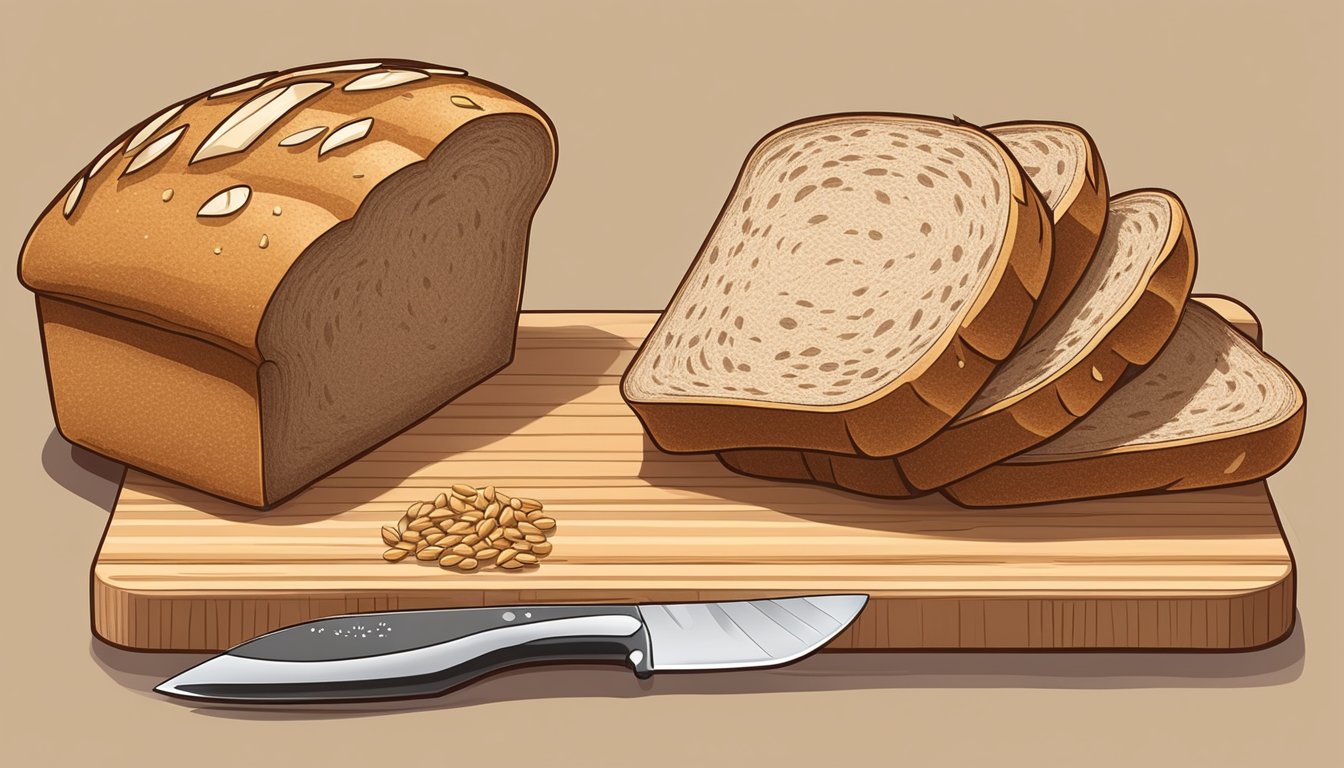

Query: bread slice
left=622, top=114, right=1053, bottom=457
left=987, top=122, right=1108, bottom=340
left=720, top=189, right=1195, bottom=495
left=944, top=300, right=1306, bottom=506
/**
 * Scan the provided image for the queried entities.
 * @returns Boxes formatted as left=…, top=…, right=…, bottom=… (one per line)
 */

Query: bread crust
left=943, top=407, right=1305, bottom=507
left=18, top=60, right=555, bottom=360
left=37, top=296, right=266, bottom=505
left=623, top=114, right=1052, bottom=457
left=988, top=121, right=1110, bottom=341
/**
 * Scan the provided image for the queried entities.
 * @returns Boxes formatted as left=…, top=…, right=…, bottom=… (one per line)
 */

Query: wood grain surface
left=92, top=297, right=1294, bottom=651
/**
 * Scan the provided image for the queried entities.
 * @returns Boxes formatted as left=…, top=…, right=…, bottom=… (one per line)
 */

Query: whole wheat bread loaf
left=622, top=114, right=1052, bottom=457
left=19, top=61, right=556, bottom=507
left=944, top=301, right=1305, bottom=506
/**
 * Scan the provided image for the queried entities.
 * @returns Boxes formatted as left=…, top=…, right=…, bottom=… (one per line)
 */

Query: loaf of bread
left=622, top=114, right=1052, bottom=457
left=19, top=60, right=557, bottom=508
left=944, top=301, right=1306, bottom=506
left=722, top=189, right=1195, bottom=495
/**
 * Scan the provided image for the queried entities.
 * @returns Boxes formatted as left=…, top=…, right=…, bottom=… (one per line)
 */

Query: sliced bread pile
left=621, top=113, right=1305, bottom=506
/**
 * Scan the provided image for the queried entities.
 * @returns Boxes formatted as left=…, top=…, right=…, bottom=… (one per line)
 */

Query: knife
left=155, top=595, right=866, bottom=703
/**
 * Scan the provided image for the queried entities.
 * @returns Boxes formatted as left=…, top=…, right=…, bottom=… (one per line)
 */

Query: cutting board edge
left=90, top=560, right=1295, bottom=652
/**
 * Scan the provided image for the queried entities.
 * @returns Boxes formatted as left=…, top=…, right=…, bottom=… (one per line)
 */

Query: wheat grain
left=380, top=484, right=556, bottom=572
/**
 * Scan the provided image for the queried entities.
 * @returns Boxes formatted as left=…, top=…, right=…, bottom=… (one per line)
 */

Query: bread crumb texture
left=626, top=116, right=1014, bottom=406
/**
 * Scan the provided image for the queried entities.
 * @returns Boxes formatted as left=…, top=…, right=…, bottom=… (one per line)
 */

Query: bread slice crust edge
left=988, top=121, right=1110, bottom=341
left=942, top=407, right=1305, bottom=507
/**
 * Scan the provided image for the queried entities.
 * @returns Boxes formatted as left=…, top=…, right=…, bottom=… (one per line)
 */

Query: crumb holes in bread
left=198, top=185, right=251, bottom=217
left=380, top=484, right=554, bottom=572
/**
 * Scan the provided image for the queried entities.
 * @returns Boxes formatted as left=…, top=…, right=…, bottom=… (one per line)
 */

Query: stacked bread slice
left=622, top=114, right=1306, bottom=505
left=622, top=114, right=1053, bottom=458
left=944, top=300, right=1305, bottom=505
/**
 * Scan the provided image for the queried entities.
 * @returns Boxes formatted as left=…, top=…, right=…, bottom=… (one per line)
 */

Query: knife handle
left=435, top=605, right=656, bottom=682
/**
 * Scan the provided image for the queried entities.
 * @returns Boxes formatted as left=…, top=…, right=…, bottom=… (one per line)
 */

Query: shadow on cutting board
left=88, top=615, right=1304, bottom=718
left=635, top=435, right=1278, bottom=543
left=41, top=428, right=125, bottom=513
left=68, top=323, right=633, bottom=521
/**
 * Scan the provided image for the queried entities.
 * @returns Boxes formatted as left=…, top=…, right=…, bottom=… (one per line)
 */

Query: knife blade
left=155, top=595, right=867, bottom=703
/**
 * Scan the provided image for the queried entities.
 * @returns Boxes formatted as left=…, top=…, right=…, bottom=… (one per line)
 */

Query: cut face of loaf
left=987, top=122, right=1108, bottom=340
left=20, top=61, right=556, bottom=507
left=255, top=114, right=552, bottom=501
left=720, top=189, right=1195, bottom=494
left=623, top=114, right=1052, bottom=457
left=945, top=301, right=1305, bottom=506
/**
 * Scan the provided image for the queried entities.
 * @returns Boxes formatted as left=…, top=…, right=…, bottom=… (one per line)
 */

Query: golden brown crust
left=18, top=60, right=553, bottom=361
left=942, top=408, right=1305, bottom=507
left=624, top=114, right=1052, bottom=457
left=38, top=296, right=265, bottom=505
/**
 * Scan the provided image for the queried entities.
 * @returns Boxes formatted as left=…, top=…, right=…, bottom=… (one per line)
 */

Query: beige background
left=2, top=0, right=1340, bottom=764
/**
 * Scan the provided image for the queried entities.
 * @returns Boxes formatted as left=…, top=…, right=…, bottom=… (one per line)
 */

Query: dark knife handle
left=173, top=605, right=653, bottom=703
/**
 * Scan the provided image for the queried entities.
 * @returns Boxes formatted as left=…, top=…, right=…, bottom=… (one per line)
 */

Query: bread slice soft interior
left=623, top=113, right=1051, bottom=456
left=945, top=301, right=1305, bottom=506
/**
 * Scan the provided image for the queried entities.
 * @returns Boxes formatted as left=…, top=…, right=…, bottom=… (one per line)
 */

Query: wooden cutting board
left=92, top=296, right=1294, bottom=652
